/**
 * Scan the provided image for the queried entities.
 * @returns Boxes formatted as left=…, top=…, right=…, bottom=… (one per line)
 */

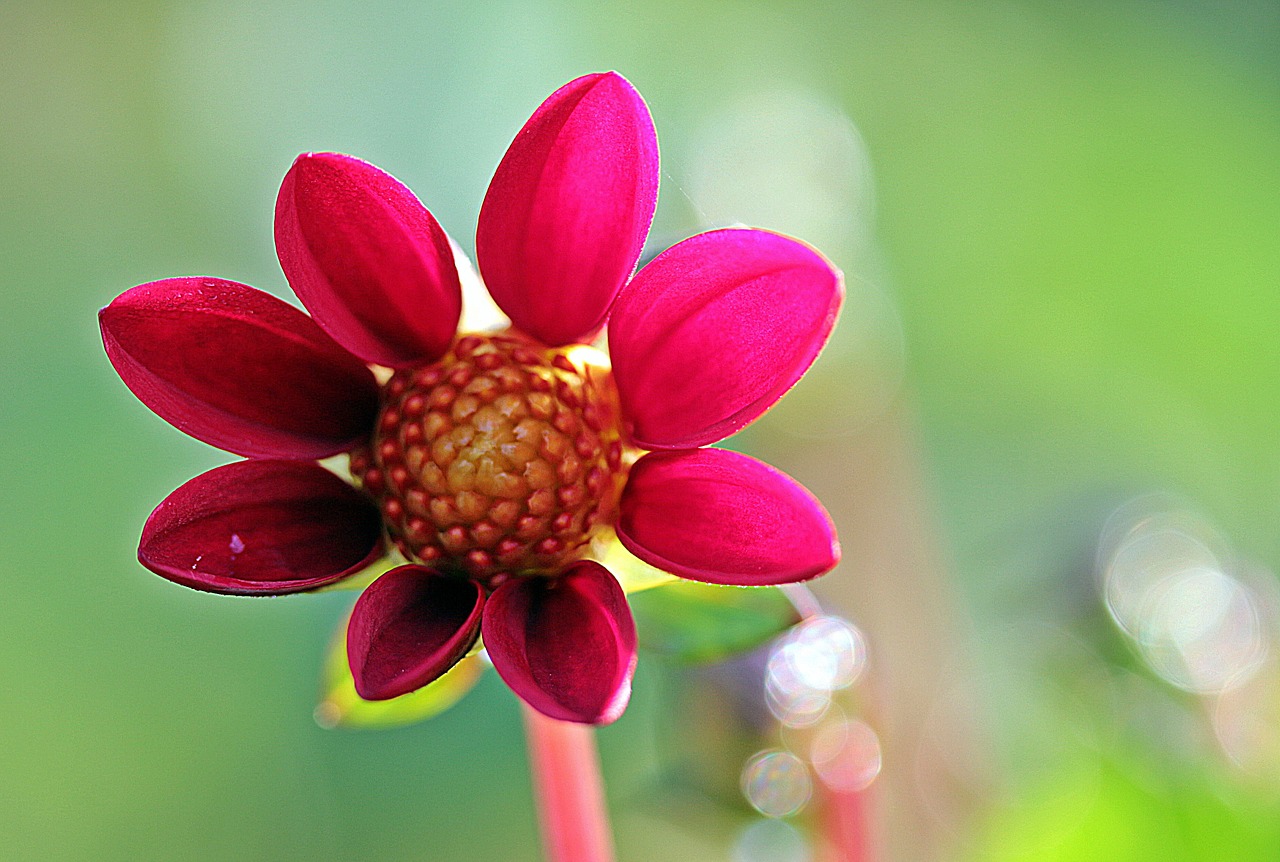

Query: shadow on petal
left=482, top=562, right=637, bottom=724
left=347, top=566, right=486, bottom=701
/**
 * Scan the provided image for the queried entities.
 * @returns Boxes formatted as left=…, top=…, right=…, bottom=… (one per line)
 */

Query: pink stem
left=816, top=782, right=875, bottom=862
left=521, top=703, right=617, bottom=862
left=782, top=583, right=877, bottom=861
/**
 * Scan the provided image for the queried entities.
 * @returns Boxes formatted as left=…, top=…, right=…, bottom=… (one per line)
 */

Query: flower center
left=351, top=333, right=626, bottom=583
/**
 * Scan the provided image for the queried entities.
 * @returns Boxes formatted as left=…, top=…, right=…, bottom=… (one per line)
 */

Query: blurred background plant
left=3, top=1, right=1278, bottom=859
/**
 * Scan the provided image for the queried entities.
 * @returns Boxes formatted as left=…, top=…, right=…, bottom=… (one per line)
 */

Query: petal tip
left=286, top=150, right=360, bottom=175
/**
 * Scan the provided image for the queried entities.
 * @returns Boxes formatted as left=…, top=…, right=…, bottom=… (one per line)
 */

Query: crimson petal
left=100, top=278, right=379, bottom=459
left=275, top=152, right=461, bottom=367
left=139, top=460, right=385, bottom=595
left=476, top=72, right=659, bottom=346
left=617, top=448, right=839, bottom=586
left=482, top=562, right=637, bottom=725
left=347, top=566, right=485, bottom=700
left=608, top=229, right=843, bottom=449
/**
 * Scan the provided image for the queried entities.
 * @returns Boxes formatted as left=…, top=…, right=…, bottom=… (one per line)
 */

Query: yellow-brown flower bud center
left=351, top=333, right=625, bottom=582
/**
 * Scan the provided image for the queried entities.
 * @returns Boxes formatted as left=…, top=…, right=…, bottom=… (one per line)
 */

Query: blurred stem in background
left=687, top=77, right=985, bottom=857
left=781, top=584, right=877, bottom=862
left=523, top=704, right=616, bottom=862
left=773, top=397, right=984, bottom=858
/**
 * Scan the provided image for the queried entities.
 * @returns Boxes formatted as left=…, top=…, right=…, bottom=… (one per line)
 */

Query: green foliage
left=630, top=581, right=800, bottom=664
left=972, top=753, right=1280, bottom=862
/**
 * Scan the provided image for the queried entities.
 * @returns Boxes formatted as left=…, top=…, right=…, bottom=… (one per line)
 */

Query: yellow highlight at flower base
left=590, top=530, right=677, bottom=594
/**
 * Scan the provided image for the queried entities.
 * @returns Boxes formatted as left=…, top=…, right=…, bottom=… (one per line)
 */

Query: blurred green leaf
left=630, top=581, right=800, bottom=664
left=972, top=753, right=1280, bottom=861
left=315, top=613, right=485, bottom=729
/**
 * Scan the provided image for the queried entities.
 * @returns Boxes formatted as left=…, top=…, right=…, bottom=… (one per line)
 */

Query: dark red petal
left=608, top=229, right=843, bottom=449
left=139, top=460, right=385, bottom=595
left=617, top=448, right=839, bottom=586
left=482, top=562, right=637, bottom=725
left=346, top=566, right=485, bottom=700
left=275, top=152, right=462, bottom=367
left=476, top=72, right=659, bottom=346
left=100, top=278, right=379, bottom=459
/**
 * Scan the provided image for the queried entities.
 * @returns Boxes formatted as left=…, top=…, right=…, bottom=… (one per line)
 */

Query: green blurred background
left=3, top=1, right=1279, bottom=859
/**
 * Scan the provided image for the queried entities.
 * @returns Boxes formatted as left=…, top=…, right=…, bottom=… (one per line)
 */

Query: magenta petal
left=476, top=72, right=659, bottom=346
left=139, top=460, right=385, bottom=595
left=347, top=566, right=485, bottom=700
left=482, top=562, right=637, bottom=725
left=608, top=229, right=843, bottom=449
left=100, top=278, right=379, bottom=459
left=275, top=152, right=462, bottom=367
left=617, top=448, right=839, bottom=586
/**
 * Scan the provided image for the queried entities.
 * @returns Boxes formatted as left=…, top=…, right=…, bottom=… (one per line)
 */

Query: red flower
left=99, top=73, right=842, bottom=725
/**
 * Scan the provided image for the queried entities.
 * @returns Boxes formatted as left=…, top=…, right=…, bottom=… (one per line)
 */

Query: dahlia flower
left=99, top=72, right=842, bottom=725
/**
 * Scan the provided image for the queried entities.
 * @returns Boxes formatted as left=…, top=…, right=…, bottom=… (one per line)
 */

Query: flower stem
left=816, top=781, right=874, bottom=862
left=521, top=703, right=616, bottom=862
